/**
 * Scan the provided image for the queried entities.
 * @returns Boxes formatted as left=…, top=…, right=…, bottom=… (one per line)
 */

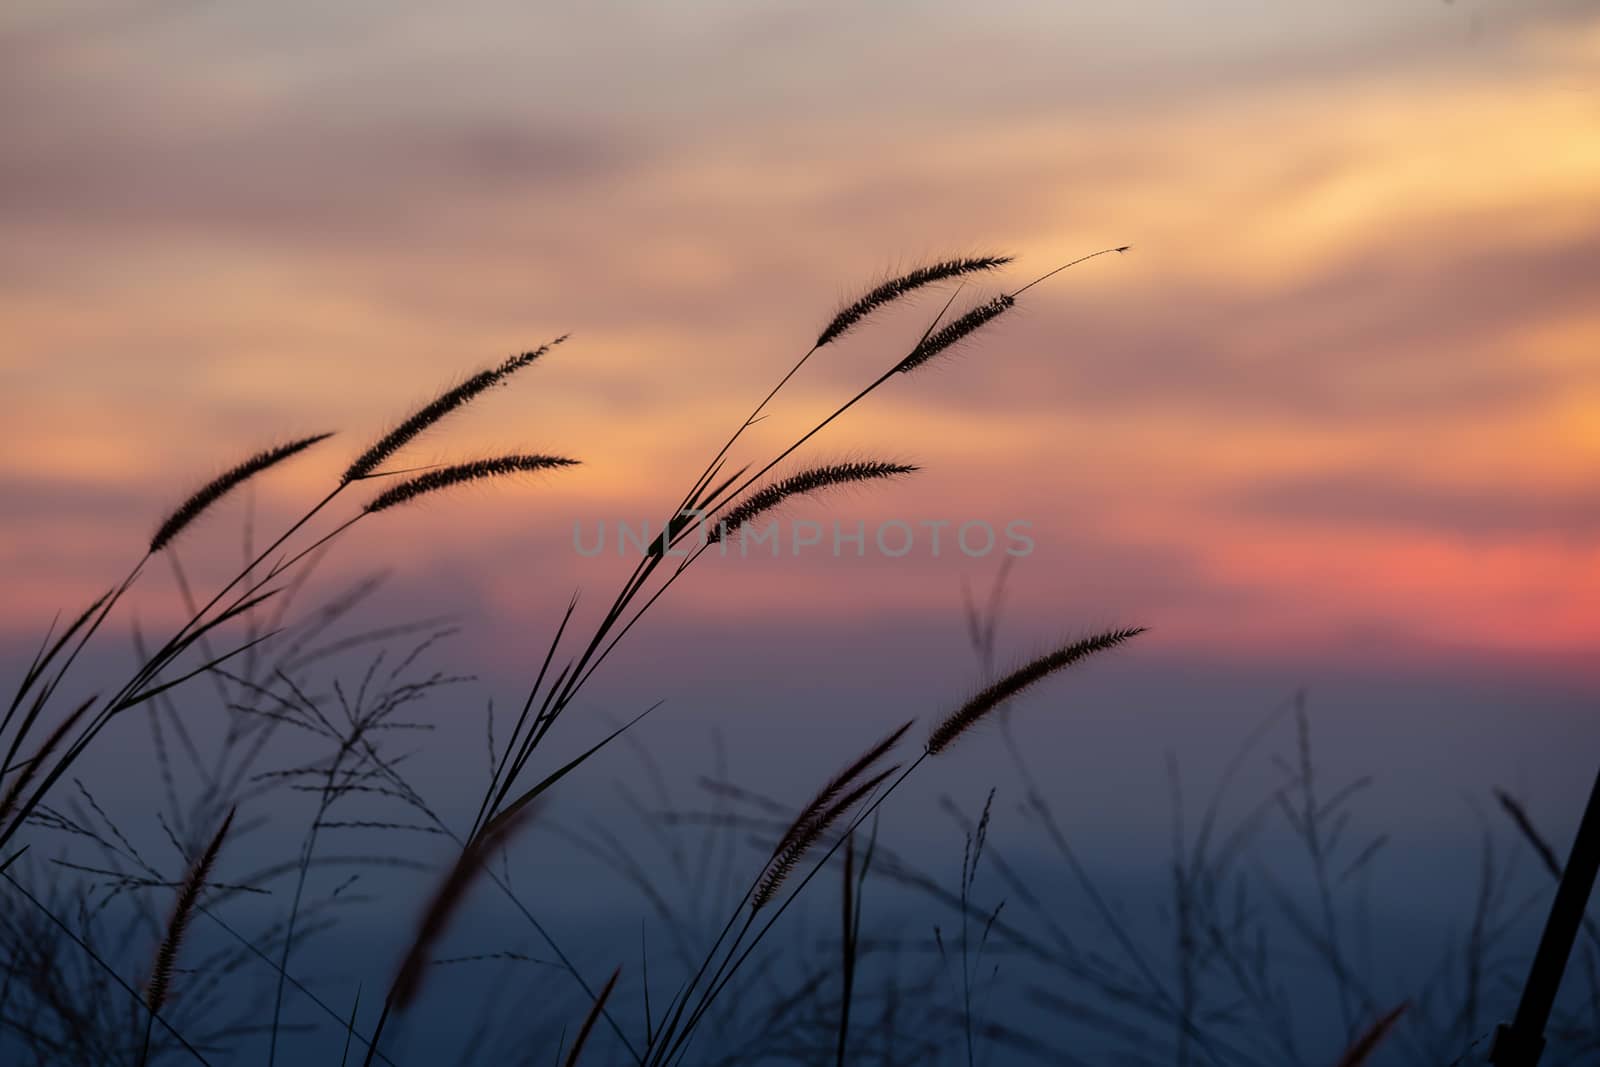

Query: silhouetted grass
left=2, top=248, right=1591, bottom=1067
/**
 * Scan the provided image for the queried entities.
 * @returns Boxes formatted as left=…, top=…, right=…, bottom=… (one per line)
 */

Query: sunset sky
left=4, top=0, right=1598, bottom=688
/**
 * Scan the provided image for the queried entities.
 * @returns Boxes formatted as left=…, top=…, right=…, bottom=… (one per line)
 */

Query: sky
left=3, top=3, right=1599, bottom=1062
left=4, top=0, right=1599, bottom=681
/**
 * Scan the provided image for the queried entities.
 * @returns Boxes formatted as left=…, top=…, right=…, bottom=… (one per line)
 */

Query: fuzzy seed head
left=343, top=337, right=566, bottom=484
left=817, top=256, right=1014, bottom=348
left=709, top=461, right=917, bottom=544
left=895, top=295, right=1015, bottom=375
left=363, top=454, right=578, bottom=514
left=927, top=627, right=1145, bottom=755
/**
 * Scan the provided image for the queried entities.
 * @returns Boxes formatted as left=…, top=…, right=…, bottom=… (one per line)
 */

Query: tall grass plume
left=363, top=454, right=579, bottom=514
left=926, top=627, right=1146, bottom=755
left=895, top=295, right=1015, bottom=375
left=391, top=807, right=533, bottom=1010
left=754, top=766, right=897, bottom=911
left=146, top=807, right=235, bottom=1014
left=342, top=337, right=566, bottom=483
left=150, top=434, right=334, bottom=552
left=563, top=966, right=621, bottom=1067
left=817, top=256, right=1012, bottom=348
left=709, top=461, right=917, bottom=544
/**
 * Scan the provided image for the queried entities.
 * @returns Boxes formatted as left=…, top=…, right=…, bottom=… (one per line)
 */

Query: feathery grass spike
left=364, top=455, right=578, bottom=514
left=392, top=808, right=531, bottom=1009
left=709, top=462, right=917, bottom=544
left=1494, top=789, right=1564, bottom=878
left=147, top=808, right=235, bottom=1014
left=927, top=627, right=1145, bottom=755
left=817, top=256, right=1012, bottom=348
left=769, top=721, right=912, bottom=861
left=754, top=766, right=898, bottom=910
left=1332, top=1003, right=1409, bottom=1067
left=151, top=434, right=334, bottom=552
left=343, top=337, right=566, bottom=483
left=563, top=967, right=621, bottom=1067
left=895, top=295, right=1015, bottom=374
